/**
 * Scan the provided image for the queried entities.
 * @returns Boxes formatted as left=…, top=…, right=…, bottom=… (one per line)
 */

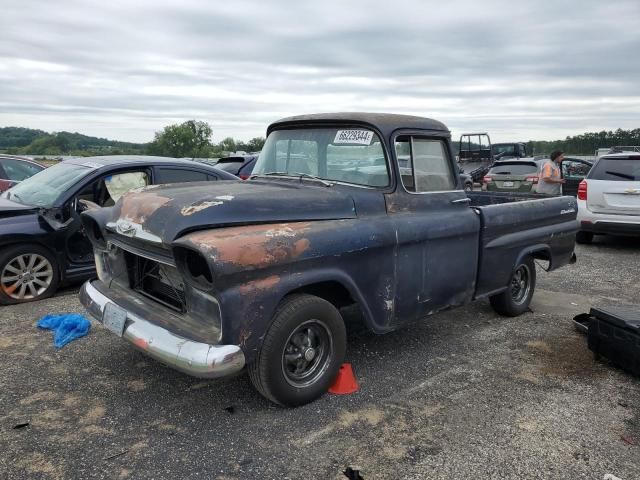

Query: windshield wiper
left=292, top=172, right=333, bottom=187
left=251, top=171, right=333, bottom=187
left=605, top=170, right=635, bottom=180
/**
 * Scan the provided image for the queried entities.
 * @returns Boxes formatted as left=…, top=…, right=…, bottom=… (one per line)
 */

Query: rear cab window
left=588, top=156, right=640, bottom=181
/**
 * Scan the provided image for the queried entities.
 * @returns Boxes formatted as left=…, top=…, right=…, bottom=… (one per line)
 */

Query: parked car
left=0, top=155, right=45, bottom=192
left=560, top=157, right=592, bottom=197
left=79, top=113, right=577, bottom=407
left=213, top=154, right=259, bottom=180
left=576, top=152, right=640, bottom=243
left=482, top=160, right=541, bottom=193
left=0, top=156, right=236, bottom=304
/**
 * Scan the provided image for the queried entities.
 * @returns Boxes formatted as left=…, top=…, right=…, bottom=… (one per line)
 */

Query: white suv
left=576, top=153, right=640, bottom=243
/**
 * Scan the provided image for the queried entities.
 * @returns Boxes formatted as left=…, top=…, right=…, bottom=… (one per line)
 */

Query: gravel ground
left=0, top=235, right=638, bottom=479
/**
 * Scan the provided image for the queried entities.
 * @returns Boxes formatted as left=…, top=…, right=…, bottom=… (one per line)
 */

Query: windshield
left=588, top=157, right=640, bottom=181
left=2, top=162, right=92, bottom=207
left=492, top=144, right=517, bottom=155
left=252, top=128, right=389, bottom=187
left=489, top=162, right=538, bottom=175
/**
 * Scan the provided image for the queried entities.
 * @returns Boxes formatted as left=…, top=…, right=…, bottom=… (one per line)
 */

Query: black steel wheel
left=248, top=294, right=346, bottom=407
left=490, top=257, right=536, bottom=316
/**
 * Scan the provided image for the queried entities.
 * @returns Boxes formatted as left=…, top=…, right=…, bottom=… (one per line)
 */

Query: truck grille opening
left=126, top=253, right=186, bottom=312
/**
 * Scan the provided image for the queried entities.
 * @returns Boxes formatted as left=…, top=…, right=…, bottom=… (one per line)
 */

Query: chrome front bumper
left=79, top=280, right=245, bottom=378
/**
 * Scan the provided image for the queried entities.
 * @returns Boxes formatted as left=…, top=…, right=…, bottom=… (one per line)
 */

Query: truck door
left=385, top=134, right=481, bottom=322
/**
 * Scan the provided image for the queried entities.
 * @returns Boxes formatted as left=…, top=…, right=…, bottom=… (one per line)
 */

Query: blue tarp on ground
left=37, top=313, right=91, bottom=348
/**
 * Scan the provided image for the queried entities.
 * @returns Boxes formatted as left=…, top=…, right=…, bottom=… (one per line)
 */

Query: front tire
left=248, top=294, right=347, bottom=407
left=490, top=257, right=536, bottom=317
left=0, top=244, right=60, bottom=305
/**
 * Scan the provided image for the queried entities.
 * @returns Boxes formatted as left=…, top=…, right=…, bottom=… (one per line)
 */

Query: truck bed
left=468, top=192, right=578, bottom=299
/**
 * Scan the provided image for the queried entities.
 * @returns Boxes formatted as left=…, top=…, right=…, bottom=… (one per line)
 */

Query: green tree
left=247, top=137, right=266, bottom=152
left=147, top=120, right=213, bottom=158
left=218, top=137, right=237, bottom=153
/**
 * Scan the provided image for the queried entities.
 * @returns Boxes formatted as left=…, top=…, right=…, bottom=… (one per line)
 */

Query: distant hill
left=0, top=127, right=48, bottom=148
left=0, top=127, right=147, bottom=155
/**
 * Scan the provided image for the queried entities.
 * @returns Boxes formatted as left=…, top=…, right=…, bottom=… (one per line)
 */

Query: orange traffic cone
left=328, top=363, right=359, bottom=395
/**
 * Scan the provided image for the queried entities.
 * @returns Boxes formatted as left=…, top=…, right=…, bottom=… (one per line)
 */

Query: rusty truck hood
left=104, top=179, right=357, bottom=244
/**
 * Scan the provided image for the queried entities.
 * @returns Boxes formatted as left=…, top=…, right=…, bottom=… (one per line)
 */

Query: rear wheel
left=464, top=181, right=473, bottom=192
left=0, top=244, right=60, bottom=305
left=248, top=294, right=347, bottom=407
left=575, top=231, right=593, bottom=244
left=490, top=257, right=536, bottom=316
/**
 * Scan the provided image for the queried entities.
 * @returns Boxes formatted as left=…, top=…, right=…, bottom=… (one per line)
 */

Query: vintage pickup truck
left=79, top=113, right=578, bottom=406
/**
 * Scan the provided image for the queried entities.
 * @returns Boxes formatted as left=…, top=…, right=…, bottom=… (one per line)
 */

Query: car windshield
left=489, top=163, right=538, bottom=175
left=588, top=157, right=640, bottom=181
left=2, top=161, right=93, bottom=207
left=252, top=128, right=389, bottom=187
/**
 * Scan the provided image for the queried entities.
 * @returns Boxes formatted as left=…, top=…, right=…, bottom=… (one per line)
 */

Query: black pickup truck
left=80, top=113, right=578, bottom=406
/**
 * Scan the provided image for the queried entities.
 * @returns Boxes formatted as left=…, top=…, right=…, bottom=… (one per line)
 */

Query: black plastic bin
left=588, top=305, right=640, bottom=376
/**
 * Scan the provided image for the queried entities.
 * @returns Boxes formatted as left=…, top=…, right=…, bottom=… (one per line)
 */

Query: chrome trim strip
left=108, top=237, right=176, bottom=266
left=80, top=280, right=244, bottom=379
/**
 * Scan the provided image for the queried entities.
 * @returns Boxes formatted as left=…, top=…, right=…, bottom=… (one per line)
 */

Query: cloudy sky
left=1, top=0, right=639, bottom=144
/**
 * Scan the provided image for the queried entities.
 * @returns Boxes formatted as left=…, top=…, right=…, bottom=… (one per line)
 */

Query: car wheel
left=248, top=294, right=347, bottom=407
left=0, top=244, right=60, bottom=305
left=464, top=182, right=473, bottom=192
left=489, top=257, right=536, bottom=317
left=575, top=231, right=593, bottom=244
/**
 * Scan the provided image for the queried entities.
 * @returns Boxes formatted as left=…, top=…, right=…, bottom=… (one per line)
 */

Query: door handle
left=451, top=198, right=471, bottom=204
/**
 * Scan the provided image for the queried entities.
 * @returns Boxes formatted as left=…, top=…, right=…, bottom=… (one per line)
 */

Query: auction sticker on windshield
left=334, top=130, right=374, bottom=145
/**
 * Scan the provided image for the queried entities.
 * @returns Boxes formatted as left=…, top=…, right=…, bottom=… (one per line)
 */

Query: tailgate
left=473, top=195, right=578, bottom=298
left=586, top=179, right=640, bottom=216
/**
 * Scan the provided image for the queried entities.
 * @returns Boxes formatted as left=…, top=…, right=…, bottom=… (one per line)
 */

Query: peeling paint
left=239, top=275, right=281, bottom=295
left=119, top=191, right=171, bottom=224
left=181, top=201, right=223, bottom=216
left=184, top=222, right=312, bottom=269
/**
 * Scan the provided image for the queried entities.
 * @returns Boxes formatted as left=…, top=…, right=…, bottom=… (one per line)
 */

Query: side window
left=77, top=170, right=149, bottom=209
left=1, top=159, right=42, bottom=181
left=562, top=161, right=591, bottom=179
left=155, top=168, right=210, bottom=184
left=395, top=136, right=455, bottom=192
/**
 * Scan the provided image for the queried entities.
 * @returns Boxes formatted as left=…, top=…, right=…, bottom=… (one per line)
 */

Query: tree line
left=0, top=121, right=265, bottom=158
left=525, top=128, right=640, bottom=156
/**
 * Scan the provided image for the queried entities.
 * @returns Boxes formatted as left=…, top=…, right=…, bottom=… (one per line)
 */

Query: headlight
left=173, top=246, right=214, bottom=291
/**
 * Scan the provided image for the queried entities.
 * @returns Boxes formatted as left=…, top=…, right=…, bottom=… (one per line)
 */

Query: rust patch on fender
left=186, top=222, right=312, bottom=268
left=238, top=275, right=281, bottom=295
left=119, top=192, right=171, bottom=224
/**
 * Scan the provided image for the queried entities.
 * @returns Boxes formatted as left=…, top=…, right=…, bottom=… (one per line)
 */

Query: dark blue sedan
left=0, top=156, right=236, bottom=304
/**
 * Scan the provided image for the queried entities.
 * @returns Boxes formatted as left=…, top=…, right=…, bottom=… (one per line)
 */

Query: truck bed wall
left=469, top=192, right=578, bottom=298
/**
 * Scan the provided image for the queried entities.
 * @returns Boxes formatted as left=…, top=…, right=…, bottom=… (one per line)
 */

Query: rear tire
left=0, top=244, right=60, bottom=305
left=575, top=231, right=593, bottom=244
left=248, top=294, right=347, bottom=407
left=490, top=257, right=536, bottom=317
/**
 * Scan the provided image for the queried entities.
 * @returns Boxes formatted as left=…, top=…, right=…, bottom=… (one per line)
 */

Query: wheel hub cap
left=1, top=253, right=53, bottom=300
left=303, top=348, right=316, bottom=362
